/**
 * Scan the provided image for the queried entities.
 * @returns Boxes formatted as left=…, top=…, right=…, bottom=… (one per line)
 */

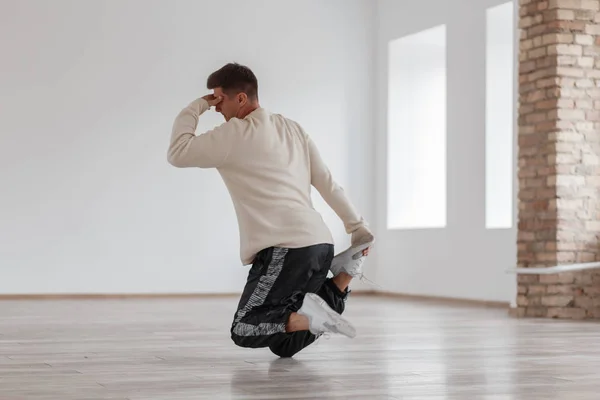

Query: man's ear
left=237, top=93, right=248, bottom=105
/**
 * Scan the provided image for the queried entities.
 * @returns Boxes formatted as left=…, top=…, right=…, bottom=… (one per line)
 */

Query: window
left=387, top=25, right=447, bottom=229
left=485, top=2, right=515, bottom=229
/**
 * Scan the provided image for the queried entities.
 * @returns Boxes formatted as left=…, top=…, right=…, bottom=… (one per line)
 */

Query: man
left=167, top=63, right=374, bottom=358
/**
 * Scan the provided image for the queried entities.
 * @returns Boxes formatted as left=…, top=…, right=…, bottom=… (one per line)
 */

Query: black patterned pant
left=230, top=243, right=349, bottom=358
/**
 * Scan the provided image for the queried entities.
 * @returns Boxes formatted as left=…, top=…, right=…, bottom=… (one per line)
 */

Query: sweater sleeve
left=307, top=135, right=367, bottom=234
left=167, top=98, right=237, bottom=168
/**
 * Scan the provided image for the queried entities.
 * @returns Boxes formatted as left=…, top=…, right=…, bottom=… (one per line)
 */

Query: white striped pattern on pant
left=232, top=247, right=288, bottom=337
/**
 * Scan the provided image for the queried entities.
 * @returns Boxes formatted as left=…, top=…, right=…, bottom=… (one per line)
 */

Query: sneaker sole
left=330, top=240, right=374, bottom=277
left=305, top=293, right=357, bottom=339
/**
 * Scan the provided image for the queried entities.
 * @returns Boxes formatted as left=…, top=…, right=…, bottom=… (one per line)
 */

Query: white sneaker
left=329, top=241, right=373, bottom=278
left=329, top=232, right=380, bottom=288
left=297, top=293, right=356, bottom=338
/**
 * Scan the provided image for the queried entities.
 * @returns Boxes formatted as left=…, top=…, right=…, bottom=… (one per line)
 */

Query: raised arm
left=167, top=97, right=237, bottom=168
left=307, top=135, right=372, bottom=242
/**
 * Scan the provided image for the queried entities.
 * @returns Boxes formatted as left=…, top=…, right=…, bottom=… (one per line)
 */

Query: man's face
left=212, top=87, right=240, bottom=121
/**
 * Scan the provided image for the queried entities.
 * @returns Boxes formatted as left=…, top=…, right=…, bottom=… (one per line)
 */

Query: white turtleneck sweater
left=168, top=98, right=369, bottom=265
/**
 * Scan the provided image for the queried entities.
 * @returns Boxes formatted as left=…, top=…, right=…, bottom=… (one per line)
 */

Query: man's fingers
left=202, top=94, right=222, bottom=107
left=209, top=96, right=223, bottom=106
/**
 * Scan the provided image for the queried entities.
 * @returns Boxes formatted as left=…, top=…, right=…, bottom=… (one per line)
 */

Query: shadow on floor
left=229, top=357, right=336, bottom=399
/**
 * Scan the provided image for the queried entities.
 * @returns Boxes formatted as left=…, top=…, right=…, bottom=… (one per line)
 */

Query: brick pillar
left=517, top=0, right=600, bottom=319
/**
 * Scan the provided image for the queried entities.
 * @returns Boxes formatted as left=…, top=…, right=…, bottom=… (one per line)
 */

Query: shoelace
left=346, top=243, right=382, bottom=289
left=348, top=255, right=382, bottom=289
left=313, top=332, right=332, bottom=346
left=356, top=273, right=382, bottom=289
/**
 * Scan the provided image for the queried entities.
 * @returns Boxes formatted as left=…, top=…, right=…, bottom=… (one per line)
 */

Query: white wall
left=387, top=25, right=447, bottom=230
left=0, top=0, right=375, bottom=294
left=373, top=0, right=518, bottom=304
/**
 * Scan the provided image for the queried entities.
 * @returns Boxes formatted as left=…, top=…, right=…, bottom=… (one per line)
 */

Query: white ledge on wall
left=507, top=262, right=600, bottom=275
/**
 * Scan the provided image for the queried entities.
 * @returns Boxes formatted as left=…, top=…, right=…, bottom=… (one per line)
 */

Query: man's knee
left=268, top=334, right=299, bottom=358
left=230, top=323, right=251, bottom=348
left=269, top=344, right=298, bottom=358
left=231, top=332, right=255, bottom=349
left=231, top=334, right=247, bottom=348
left=268, top=331, right=316, bottom=358
left=230, top=322, right=269, bottom=349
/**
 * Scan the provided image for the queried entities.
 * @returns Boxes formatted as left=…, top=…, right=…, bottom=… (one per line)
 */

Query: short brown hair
left=206, top=63, right=258, bottom=100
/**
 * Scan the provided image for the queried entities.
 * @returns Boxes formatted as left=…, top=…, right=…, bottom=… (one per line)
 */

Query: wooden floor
left=1, top=295, right=599, bottom=400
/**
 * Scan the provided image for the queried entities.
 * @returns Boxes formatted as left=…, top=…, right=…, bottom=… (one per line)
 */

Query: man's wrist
left=185, top=97, right=210, bottom=114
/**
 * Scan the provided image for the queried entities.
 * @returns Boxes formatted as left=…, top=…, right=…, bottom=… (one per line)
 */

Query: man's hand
left=202, top=94, right=223, bottom=107
left=351, top=226, right=374, bottom=257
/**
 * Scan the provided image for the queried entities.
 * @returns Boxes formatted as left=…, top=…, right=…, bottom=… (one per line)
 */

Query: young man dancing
left=167, top=63, right=374, bottom=358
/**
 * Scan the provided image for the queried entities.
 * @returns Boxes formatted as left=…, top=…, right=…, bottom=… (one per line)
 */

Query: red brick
left=521, top=15, right=536, bottom=28
left=540, top=272, right=576, bottom=284
left=542, top=295, right=574, bottom=307
left=558, top=98, right=575, bottom=108
left=586, top=111, right=600, bottom=121
left=575, top=99, right=594, bottom=109
left=556, top=67, right=584, bottom=77
left=574, top=271, right=595, bottom=285
left=526, top=89, right=548, bottom=102
left=526, top=307, right=549, bottom=317
left=521, top=82, right=537, bottom=93
left=576, top=79, right=595, bottom=88
left=557, top=55, right=577, bottom=65
left=543, top=33, right=574, bottom=44
left=528, top=67, right=556, bottom=82
left=518, top=3, right=600, bottom=321
left=575, top=296, right=595, bottom=309
left=521, top=104, right=536, bottom=114
left=586, top=308, right=600, bottom=318
left=526, top=112, right=549, bottom=124
left=546, top=284, right=575, bottom=294
left=575, top=10, right=597, bottom=20
left=546, top=20, right=586, bottom=31
left=575, top=34, right=595, bottom=45
left=547, top=307, right=587, bottom=319
left=584, top=286, right=600, bottom=296
left=577, top=56, right=595, bottom=67
left=517, top=295, right=530, bottom=306
left=581, top=0, right=600, bottom=10
left=529, top=24, right=552, bottom=36
left=537, top=57, right=558, bottom=69
left=529, top=47, right=548, bottom=59
left=522, top=38, right=535, bottom=51
left=548, top=0, right=582, bottom=9
left=537, top=99, right=559, bottom=109
left=586, top=24, right=600, bottom=35
left=583, top=45, right=600, bottom=56
left=557, top=109, right=586, bottom=119
left=548, top=43, right=582, bottom=55
left=588, top=89, right=600, bottom=98
left=556, top=9, right=576, bottom=20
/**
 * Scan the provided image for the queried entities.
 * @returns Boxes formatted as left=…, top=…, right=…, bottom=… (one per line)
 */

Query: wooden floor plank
left=0, top=296, right=598, bottom=399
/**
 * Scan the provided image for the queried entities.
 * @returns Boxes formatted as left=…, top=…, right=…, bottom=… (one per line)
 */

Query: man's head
left=206, top=63, right=259, bottom=121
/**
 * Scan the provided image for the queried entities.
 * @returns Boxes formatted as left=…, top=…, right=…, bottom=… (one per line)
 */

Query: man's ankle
left=332, top=272, right=353, bottom=292
left=286, top=312, right=309, bottom=333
